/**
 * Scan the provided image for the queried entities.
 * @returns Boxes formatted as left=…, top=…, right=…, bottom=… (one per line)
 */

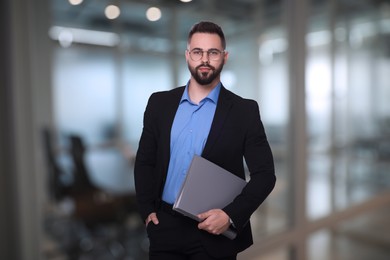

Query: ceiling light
left=49, top=26, right=120, bottom=47
left=180, top=0, right=193, bottom=2
left=105, top=5, right=121, bottom=20
left=68, top=0, right=83, bottom=5
left=146, top=7, right=162, bottom=22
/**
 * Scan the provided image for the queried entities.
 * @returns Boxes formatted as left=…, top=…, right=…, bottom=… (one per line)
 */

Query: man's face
left=186, top=33, right=228, bottom=86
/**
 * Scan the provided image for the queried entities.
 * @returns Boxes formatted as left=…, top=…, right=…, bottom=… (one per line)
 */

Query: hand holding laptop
left=173, top=155, right=246, bottom=239
left=197, top=209, right=231, bottom=236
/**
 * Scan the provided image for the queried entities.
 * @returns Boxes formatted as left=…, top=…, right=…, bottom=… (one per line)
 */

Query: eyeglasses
left=187, top=49, right=225, bottom=61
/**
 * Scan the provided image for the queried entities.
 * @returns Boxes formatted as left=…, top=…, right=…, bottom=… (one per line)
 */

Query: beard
left=188, top=61, right=224, bottom=86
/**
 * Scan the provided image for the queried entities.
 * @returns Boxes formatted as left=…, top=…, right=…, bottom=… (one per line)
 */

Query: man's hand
left=145, top=212, right=159, bottom=227
left=197, top=209, right=230, bottom=235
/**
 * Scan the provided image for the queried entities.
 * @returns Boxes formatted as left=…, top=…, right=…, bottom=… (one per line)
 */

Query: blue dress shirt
left=162, top=82, right=221, bottom=204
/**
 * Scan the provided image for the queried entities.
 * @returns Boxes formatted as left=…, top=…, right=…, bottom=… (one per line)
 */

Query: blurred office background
left=1, top=0, right=390, bottom=259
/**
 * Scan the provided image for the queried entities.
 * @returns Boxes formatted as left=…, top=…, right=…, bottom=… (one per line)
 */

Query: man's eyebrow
left=190, top=48, right=220, bottom=51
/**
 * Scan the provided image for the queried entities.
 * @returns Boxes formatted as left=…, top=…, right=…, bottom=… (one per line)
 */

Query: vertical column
left=5, top=0, right=52, bottom=259
left=0, top=0, right=17, bottom=259
left=285, top=0, right=309, bottom=259
left=252, top=1, right=264, bottom=102
left=169, top=8, right=179, bottom=89
left=113, top=21, right=125, bottom=143
left=329, top=0, right=338, bottom=217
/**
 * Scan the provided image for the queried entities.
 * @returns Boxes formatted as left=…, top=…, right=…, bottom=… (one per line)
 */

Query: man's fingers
left=197, top=209, right=230, bottom=235
left=197, top=210, right=212, bottom=220
left=151, top=214, right=159, bottom=224
left=146, top=212, right=159, bottom=226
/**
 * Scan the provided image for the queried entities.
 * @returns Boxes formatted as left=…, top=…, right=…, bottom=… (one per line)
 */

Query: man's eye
left=192, top=50, right=202, bottom=55
left=209, top=51, right=219, bottom=56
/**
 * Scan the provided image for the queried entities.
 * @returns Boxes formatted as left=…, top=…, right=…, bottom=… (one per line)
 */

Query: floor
left=307, top=204, right=390, bottom=260
left=42, top=199, right=390, bottom=260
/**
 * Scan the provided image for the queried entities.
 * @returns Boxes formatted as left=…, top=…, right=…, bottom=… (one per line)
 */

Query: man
left=134, top=21, right=276, bottom=260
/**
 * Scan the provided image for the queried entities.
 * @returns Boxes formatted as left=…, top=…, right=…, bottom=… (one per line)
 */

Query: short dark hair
left=187, top=21, right=226, bottom=49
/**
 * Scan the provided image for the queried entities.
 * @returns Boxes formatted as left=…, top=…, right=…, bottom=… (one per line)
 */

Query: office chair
left=41, top=127, right=71, bottom=202
left=67, top=134, right=145, bottom=258
left=42, top=129, right=143, bottom=258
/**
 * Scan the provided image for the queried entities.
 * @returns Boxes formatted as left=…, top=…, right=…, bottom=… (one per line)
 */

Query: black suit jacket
left=134, top=85, right=276, bottom=257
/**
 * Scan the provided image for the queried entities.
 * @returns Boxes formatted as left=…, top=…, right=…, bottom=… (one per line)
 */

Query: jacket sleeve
left=134, top=93, right=159, bottom=222
left=223, top=101, right=276, bottom=232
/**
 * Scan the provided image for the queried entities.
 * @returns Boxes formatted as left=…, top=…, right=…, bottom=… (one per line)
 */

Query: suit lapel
left=202, top=86, right=233, bottom=157
left=161, top=87, right=185, bottom=173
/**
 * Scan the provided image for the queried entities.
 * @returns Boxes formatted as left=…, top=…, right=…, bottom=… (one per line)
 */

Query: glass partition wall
left=305, top=0, right=390, bottom=259
left=45, top=0, right=390, bottom=259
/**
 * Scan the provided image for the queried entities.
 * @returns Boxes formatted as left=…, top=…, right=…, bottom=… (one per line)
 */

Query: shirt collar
left=181, top=81, right=221, bottom=105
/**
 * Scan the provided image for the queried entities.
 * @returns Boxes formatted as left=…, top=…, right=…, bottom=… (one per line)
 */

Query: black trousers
left=146, top=201, right=237, bottom=260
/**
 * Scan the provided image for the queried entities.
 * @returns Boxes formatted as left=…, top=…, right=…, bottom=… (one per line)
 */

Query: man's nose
left=201, top=51, right=210, bottom=63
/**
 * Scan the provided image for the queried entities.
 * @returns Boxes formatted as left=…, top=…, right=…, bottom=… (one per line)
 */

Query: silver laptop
left=173, top=155, right=247, bottom=239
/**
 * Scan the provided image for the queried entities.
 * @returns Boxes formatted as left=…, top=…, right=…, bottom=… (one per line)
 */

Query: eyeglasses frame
left=186, top=48, right=226, bottom=61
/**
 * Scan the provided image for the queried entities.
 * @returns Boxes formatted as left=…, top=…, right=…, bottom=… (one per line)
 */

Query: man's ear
left=223, top=51, right=229, bottom=64
left=185, top=49, right=190, bottom=61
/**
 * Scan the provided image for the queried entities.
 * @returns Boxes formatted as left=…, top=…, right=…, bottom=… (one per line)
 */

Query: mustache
left=196, top=64, right=215, bottom=70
